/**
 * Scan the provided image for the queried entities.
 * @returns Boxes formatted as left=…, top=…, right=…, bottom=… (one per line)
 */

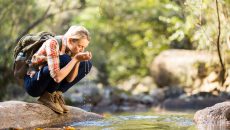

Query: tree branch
left=0, top=1, right=16, bottom=25
left=7, top=1, right=85, bottom=53
left=15, top=2, right=85, bottom=43
left=216, top=0, right=225, bottom=85
left=15, top=4, right=51, bottom=43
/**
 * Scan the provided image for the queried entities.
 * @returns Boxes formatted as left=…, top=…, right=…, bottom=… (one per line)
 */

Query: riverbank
left=64, top=83, right=229, bottom=113
left=4, top=82, right=229, bottom=114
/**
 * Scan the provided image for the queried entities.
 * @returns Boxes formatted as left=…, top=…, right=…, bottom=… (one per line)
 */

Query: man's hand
left=74, top=51, right=92, bottom=61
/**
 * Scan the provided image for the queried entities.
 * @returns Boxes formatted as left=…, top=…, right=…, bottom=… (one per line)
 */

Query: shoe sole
left=61, top=106, right=70, bottom=113
left=37, top=100, right=63, bottom=114
left=63, top=110, right=70, bottom=113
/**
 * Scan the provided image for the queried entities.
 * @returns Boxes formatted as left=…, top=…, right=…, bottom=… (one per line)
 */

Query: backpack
left=13, top=32, right=55, bottom=79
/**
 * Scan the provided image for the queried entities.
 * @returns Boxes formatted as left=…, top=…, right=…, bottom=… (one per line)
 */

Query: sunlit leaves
left=73, top=0, right=181, bottom=84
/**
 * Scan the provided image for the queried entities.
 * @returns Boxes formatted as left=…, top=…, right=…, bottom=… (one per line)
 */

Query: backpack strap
left=54, top=36, right=72, bottom=56
left=54, top=35, right=62, bottom=50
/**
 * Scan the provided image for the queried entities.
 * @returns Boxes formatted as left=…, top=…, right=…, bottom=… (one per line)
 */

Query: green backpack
left=13, top=32, right=55, bottom=79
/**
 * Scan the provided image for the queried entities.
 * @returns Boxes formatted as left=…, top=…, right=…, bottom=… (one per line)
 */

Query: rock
left=194, top=101, right=230, bottom=126
left=0, top=101, right=103, bottom=129
left=131, top=76, right=156, bottom=95
left=163, top=86, right=185, bottom=99
left=94, top=88, right=114, bottom=107
left=96, top=98, right=112, bottom=107
left=120, top=92, right=129, bottom=101
left=149, top=88, right=165, bottom=102
left=63, top=82, right=104, bottom=106
left=205, top=71, right=219, bottom=83
left=103, top=88, right=113, bottom=99
left=68, top=93, right=84, bottom=105
left=129, top=94, right=157, bottom=106
left=117, top=76, right=156, bottom=95
left=191, top=92, right=217, bottom=99
left=4, top=84, right=25, bottom=100
left=80, top=103, right=93, bottom=112
left=130, top=93, right=145, bottom=103
left=118, top=104, right=148, bottom=112
left=199, top=82, right=220, bottom=93
left=132, top=83, right=149, bottom=95
left=161, top=97, right=226, bottom=111
left=219, top=92, right=230, bottom=99
left=75, top=84, right=103, bottom=105
left=93, top=104, right=118, bottom=113
left=140, top=95, right=156, bottom=105
left=224, top=69, right=230, bottom=87
left=117, top=76, right=139, bottom=91
left=150, top=49, right=218, bottom=87
left=110, top=88, right=130, bottom=105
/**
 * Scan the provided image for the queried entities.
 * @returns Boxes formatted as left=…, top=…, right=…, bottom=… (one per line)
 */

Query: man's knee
left=59, top=54, right=72, bottom=68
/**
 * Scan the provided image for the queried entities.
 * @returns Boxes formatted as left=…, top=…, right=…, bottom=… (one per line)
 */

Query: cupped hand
left=74, top=51, right=92, bottom=61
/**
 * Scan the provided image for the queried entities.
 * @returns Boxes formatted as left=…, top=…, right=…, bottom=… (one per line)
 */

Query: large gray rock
left=150, top=49, right=218, bottom=87
left=194, top=101, right=230, bottom=126
left=0, top=101, right=103, bottom=129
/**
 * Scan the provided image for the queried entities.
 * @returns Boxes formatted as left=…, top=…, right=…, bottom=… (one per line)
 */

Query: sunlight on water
left=70, top=112, right=197, bottom=130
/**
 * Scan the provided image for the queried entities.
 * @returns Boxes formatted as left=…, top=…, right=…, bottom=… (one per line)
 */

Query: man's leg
left=57, top=60, right=92, bottom=93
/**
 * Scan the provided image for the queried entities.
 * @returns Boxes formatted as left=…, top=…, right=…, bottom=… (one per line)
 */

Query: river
left=67, top=111, right=196, bottom=130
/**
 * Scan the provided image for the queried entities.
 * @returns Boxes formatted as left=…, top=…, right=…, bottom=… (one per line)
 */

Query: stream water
left=77, top=62, right=195, bottom=130
left=67, top=111, right=197, bottom=130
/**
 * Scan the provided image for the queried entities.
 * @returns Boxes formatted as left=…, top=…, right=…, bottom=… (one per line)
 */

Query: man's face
left=67, top=38, right=89, bottom=54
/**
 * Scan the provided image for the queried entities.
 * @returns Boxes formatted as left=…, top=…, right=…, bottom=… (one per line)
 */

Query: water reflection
left=71, top=112, right=196, bottom=130
left=69, top=112, right=230, bottom=130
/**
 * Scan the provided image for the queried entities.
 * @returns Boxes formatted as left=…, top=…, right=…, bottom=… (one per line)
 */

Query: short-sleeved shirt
left=31, top=39, right=60, bottom=78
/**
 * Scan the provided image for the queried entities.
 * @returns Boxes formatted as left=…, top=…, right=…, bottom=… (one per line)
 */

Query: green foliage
left=0, top=0, right=41, bottom=99
left=73, top=0, right=195, bottom=85
left=0, top=0, right=230, bottom=96
left=72, top=0, right=230, bottom=85
left=183, top=0, right=230, bottom=50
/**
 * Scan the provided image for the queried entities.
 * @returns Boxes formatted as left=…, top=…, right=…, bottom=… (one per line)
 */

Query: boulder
left=149, top=88, right=165, bottom=102
left=150, top=49, right=218, bottom=87
left=117, top=76, right=156, bottom=95
left=162, top=97, right=226, bottom=111
left=0, top=101, right=103, bottom=129
left=63, top=83, right=103, bottom=106
left=194, top=101, right=230, bottom=126
left=163, top=86, right=185, bottom=99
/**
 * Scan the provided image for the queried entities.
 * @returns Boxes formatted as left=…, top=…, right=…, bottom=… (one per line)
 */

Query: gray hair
left=64, top=25, right=90, bottom=41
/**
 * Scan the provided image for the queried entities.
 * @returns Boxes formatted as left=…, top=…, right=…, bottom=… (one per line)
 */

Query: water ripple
left=71, top=113, right=195, bottom=130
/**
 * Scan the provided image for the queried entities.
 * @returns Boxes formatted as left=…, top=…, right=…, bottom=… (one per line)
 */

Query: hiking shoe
left=56, top=91, right=69, bottom=113
left=37, top=91, right=63, bottom=114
